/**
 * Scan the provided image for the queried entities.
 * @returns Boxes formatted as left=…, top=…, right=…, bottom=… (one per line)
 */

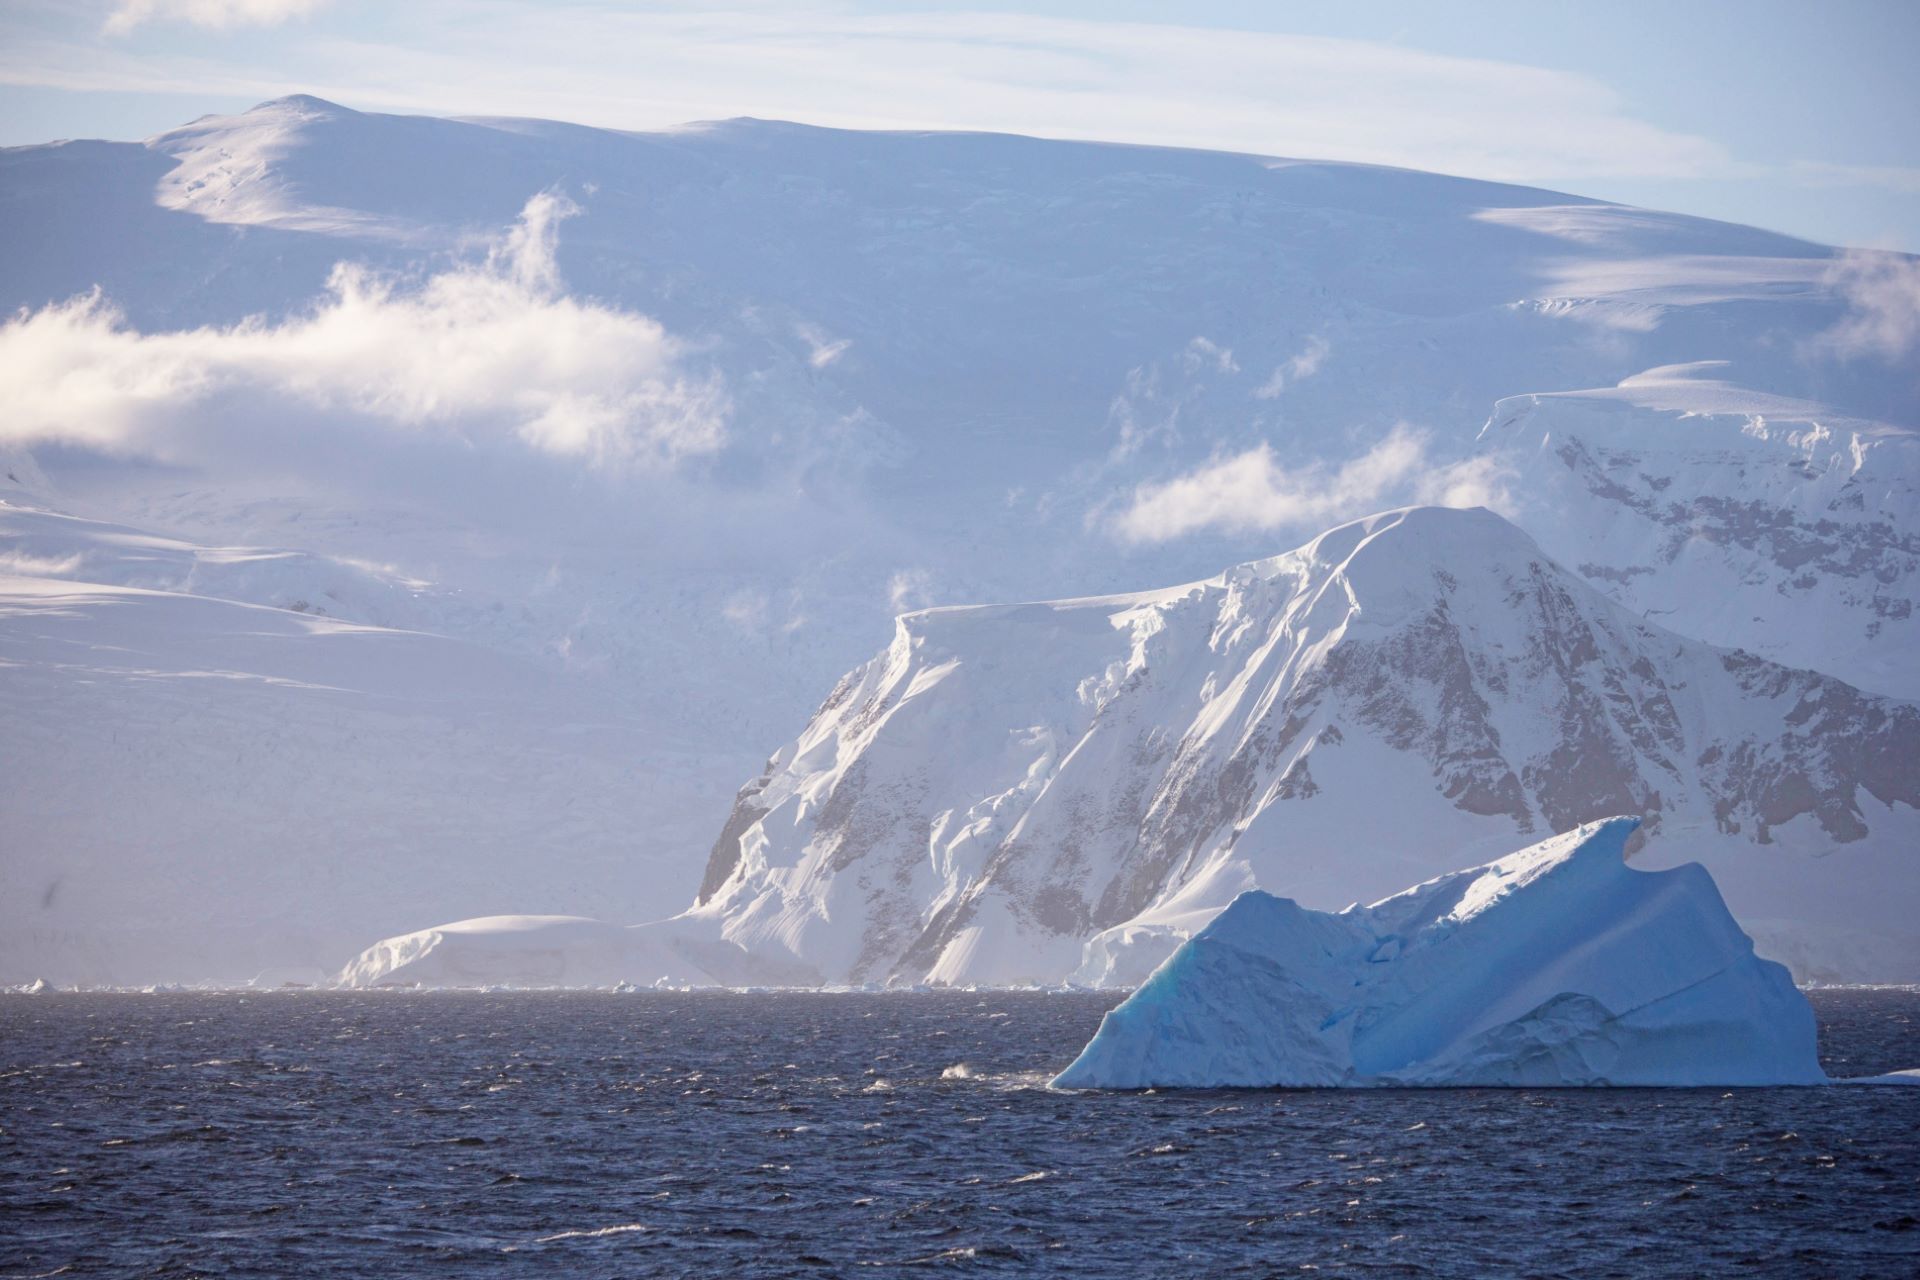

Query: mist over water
left=2, top=990, right=1916, bottom=1277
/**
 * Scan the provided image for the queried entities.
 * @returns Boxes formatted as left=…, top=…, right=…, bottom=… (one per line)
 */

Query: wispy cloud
left=1184, top=337, right=1238, bottom=375
left=1253, top=335, right=1330, bottom=399
left=1812, top=249, right=1920, bottom=361
left=887, top=567, right=934, bottom=613
left=720, top=588, right=768, bottom=632
left=0, top=192, right=727, bottom=467
left=105, top=0, right=330, bottom=37
left=796, top=322, right=851, bottom=370
left=720, top=585, right=808, bottom=637
left=1109, top=425, right=1510, bottom=544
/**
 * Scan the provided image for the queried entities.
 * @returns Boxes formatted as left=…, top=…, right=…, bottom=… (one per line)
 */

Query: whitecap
left=535, top=1223, right=649, bottom=1243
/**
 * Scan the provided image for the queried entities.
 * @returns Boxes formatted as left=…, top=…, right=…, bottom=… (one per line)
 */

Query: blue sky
left=3, top=0, right=1916, bottom=250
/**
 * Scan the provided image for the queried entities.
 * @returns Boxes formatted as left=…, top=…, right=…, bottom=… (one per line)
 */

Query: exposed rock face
left=1482, top=365, right=1920, bottom=700
left=690, top=506, right=1920, bottom=987
left=1052, top=818, right=1827, bottom=1089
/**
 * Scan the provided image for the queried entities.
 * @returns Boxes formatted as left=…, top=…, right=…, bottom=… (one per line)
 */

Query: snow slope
left=1052, top=818, right=1825, bottom=1088
left=1, top=96, right=1915, bottom=982
left=0, top=502, right=733, bottom=983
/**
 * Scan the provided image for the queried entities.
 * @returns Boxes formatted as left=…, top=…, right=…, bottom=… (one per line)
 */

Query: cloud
left=1109, top=425, right=1511, bottom=544
left=721, top=585, right=808, bottom=638
left=1184, top=337, right=1237, bottom=375
left=14, top=5, right=1729, bottom=187
left=1413, top=453, right=1513, bottom=512
left=104, top=0, right=330, bottom=36
left=720, top=588, right=767, bottom=631
left=1253, top=335, right=1330, bottom=399
left=1813, top=249, right=1920, bottom=361
left=0, top=192, right=728, bottom=468
left=0, top=549, right=88, bottom=577
left=887, top=568, right=934, bottom=613
left=796, top=322, right=851, bottom=369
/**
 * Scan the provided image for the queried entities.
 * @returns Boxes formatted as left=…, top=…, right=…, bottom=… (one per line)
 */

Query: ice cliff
left=1052, top=818, right=1828, bottom=1088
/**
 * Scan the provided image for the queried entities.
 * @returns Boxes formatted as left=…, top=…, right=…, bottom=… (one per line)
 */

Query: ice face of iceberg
left=1052, top=818, right=1826, bottom=1089
left=336, top=916, right=638, bottom=988
left=334, top=912, right=827, bottom=989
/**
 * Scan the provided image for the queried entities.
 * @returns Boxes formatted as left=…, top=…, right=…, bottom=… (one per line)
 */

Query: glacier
left=1052, top=818, right=1829, bottom=1089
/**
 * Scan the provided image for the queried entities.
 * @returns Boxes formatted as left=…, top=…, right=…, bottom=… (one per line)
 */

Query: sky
left=0, top=0, right=1916, bottom=251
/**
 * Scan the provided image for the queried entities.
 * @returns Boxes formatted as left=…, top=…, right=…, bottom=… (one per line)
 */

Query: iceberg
left=336, top=916, right=638, bottom=988
left=334, top=913, right=823, bottom=989
left=1052, top=818, right=1829, bottom=1089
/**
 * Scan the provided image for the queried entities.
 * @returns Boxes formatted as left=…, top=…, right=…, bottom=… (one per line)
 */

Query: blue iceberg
left=1053, top=818, right=1828, bottom=1088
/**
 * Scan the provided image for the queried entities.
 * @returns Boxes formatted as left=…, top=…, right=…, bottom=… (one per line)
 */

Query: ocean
left=2, top=989, right=1916, bottom=1277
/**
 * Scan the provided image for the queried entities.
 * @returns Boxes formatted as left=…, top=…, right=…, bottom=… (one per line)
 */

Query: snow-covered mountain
left=342, top=507, right=1919, bottom=989
left=677, top=507, right=1917, bottom=987
left=1482, top=364, right=1919, bottom=699
left=2, top=95, right=1914, bottom=982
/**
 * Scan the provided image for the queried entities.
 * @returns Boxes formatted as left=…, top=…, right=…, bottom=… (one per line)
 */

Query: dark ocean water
left=1, top=990, right=1916, bottom=1279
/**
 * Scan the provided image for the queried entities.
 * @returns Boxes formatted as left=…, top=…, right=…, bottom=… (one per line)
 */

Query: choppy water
left=1, top=990, right=1916, bottom=1278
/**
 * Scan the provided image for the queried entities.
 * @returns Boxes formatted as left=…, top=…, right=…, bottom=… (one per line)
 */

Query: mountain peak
left=1318, top=503, right=1529, bottom=560
left=1224, top=505, right=1533, bottom=591
left=250, top=94, right=351, bottom=117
